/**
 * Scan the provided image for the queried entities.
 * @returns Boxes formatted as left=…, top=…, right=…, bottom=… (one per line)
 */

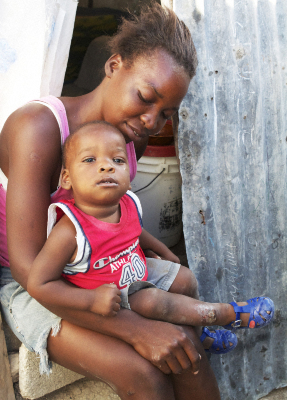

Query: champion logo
left=93, top=239, right=139, bottom=270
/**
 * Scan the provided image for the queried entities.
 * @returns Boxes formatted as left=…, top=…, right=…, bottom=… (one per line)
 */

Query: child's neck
left=74, top=202, right=121, bottom=224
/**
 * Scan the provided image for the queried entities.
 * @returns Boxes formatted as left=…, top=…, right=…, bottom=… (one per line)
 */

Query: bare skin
left=129, top=284, right=255, bottom=328
left=47, top=320, right=220, bottom=400
left=1, top=50, right=221, bottom=399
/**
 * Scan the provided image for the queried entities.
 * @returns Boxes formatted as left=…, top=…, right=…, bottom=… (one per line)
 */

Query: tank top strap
left=29, top=95, right=70, bottom=144
left=126, top=142, right=137, bottom=182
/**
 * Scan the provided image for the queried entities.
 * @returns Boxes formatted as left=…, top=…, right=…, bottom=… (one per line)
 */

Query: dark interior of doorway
left=61, top=1, right=160, bottom=97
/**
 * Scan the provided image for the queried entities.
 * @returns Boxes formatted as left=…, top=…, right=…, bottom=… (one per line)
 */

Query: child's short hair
left=108, top=3, right=197, bottom=79
left=62, top=120, right=120, bottom=168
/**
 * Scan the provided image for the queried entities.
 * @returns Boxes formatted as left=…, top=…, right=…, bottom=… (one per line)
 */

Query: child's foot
left=224, top=297, right=274, bottom=330
left=200, top=327, right=238, bottom=354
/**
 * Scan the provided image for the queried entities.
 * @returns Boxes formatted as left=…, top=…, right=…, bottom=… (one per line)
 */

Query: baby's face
left=64, top=125, right=131, bottom=209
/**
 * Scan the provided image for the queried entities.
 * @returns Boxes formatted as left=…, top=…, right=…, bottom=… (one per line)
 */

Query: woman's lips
left=127, top=123, right=146, bottom=139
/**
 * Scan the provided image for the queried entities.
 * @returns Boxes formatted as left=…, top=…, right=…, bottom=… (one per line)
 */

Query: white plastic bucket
left=131, top=145, right=182, bottom=248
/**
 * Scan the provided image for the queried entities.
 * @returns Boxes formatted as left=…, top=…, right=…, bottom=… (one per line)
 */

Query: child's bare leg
left=129, top=266, right=251, bottom=328
left=129, top=286, right=235, bottom=325
left=168, top=265, right=200, bottom=300
left=167, top=266, right=235, bottom=351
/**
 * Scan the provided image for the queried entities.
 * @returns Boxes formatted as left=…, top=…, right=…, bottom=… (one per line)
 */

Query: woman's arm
left=5, top=104, right=62, bottom=287
left=139, top=228, right=180, bottom=263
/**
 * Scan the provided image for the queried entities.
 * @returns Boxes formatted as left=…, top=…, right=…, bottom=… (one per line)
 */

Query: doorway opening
left=62, top=0, right=160, bottom=97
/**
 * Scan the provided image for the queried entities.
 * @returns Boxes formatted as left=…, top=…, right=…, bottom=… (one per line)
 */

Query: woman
left=0, top=4, right=221, bottom=399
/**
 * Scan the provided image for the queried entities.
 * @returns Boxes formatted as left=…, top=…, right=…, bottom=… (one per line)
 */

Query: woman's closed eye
left=138, top=91, right=174, bottom=120
left=138, top=91, right=153, bottom=104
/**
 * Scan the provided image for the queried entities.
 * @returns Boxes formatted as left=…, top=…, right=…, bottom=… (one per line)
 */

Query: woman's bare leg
left=47, top=320, right=220, bottom=400
left=47, top=320, right=174, bottom=400
left=171, top=325, right=221, bottom=400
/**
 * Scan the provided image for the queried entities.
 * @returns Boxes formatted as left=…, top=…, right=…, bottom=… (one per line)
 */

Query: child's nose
left=99, top=164, right=115, bottom=173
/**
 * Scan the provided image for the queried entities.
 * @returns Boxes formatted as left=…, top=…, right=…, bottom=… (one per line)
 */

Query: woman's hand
left=131, top=319, right=201, bottom=375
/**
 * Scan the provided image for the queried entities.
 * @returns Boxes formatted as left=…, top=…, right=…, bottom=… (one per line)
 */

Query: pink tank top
left=0, top=95, right=137, bottom=268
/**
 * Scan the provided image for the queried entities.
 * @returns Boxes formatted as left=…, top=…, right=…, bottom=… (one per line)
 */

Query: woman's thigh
left=47, top=320, right=174, bottom=400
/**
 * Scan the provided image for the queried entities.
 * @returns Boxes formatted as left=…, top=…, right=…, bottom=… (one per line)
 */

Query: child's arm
left=27, top=215, right=121, bottom=317
left=139, top=228, right=180, bottom=264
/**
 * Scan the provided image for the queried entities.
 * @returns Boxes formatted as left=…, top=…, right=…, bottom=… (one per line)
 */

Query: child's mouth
left=97, top=177, right=118, bottom=186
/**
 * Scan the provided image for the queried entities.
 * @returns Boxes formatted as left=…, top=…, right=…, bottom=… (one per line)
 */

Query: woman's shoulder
left=2, top=101, right=62, bottom=156
left=0, top=100, right=64, bottom=187
left=5, top=101, right=60, bottom=137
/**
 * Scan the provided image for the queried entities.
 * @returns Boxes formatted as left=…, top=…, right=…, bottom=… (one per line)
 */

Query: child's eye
left=83, top=157, right=95, bottom=163
left=113, top=158, right=125, bottom=164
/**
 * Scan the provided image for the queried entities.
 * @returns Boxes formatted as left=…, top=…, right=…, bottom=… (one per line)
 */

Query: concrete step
left=15, top=379, right=120, bottom=400
left=260, top=387, right=287, bottom=400
left=3, top=325, right=118, bottom=399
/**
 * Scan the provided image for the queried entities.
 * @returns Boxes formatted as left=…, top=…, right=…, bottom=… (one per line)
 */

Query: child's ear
left=61, top=169, right=72, bottom=190
left=128, top=184, right=132, bottom=190
left=105, top=54, right=123, bottom=78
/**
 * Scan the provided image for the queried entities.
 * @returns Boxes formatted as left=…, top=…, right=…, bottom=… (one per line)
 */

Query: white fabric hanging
left=0, top=0, right=78, bottom=131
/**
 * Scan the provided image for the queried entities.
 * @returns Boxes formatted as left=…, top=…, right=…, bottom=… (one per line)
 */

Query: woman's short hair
left=108, top=3, right=197, bottom=79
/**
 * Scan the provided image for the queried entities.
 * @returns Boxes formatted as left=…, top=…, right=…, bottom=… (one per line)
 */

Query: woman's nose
left=140, top=113, right=159, bottom=131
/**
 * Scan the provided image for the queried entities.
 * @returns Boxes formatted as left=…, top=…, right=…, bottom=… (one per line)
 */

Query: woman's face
left=102, top=49, right=191, bottom=144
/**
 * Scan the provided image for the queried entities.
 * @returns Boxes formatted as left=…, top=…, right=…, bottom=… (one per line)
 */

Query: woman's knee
left=117, top=360, right=173, bottom=399
left=169, top=266, right=199, bottom=298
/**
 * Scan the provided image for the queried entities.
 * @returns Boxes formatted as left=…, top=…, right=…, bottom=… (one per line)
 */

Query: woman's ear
left=60, top=169, right=72, bottom=190
left=105, top=54, right=123, bottom=78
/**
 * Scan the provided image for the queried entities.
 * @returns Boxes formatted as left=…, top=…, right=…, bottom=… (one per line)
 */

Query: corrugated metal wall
left=173, top=1, right=287, bottom=399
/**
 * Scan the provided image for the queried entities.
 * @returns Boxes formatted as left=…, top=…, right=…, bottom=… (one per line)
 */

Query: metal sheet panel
left=173, top=1, right=287, bottom=398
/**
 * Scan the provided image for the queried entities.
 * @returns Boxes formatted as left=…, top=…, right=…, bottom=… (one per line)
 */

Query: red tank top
left=48, top=192, right=147, bottom=290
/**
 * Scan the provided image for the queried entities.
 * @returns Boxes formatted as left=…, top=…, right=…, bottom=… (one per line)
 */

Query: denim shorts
left=0, top=259, right=180, bottom=375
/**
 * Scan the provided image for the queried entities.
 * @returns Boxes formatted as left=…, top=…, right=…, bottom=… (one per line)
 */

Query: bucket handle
left=134, top=168, right=166, bottom=194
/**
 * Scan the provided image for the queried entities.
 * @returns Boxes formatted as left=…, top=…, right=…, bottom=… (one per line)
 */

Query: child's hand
left=90, top=284, right=121, bottom=317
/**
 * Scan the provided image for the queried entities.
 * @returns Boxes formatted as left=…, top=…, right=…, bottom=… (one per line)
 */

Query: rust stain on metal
left=199, top=210, right=206, bottom=225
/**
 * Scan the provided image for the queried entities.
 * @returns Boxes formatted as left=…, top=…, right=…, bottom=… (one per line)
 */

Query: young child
left=27, top=121, right=275, bottom=355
